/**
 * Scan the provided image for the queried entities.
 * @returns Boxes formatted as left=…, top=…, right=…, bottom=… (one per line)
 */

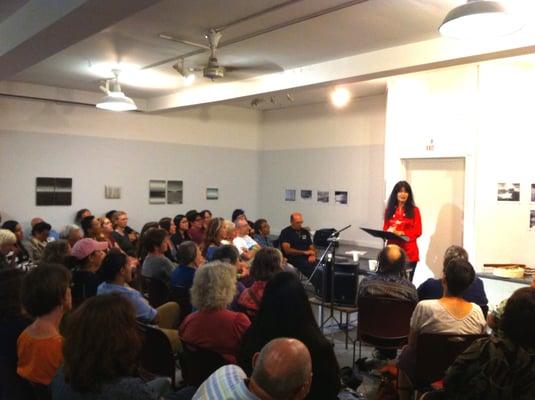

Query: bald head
left=31, top=217, right=43, bottom=227
left=251, top=338, right=312, bottom=400
left=377, top=244, right=406, bottom=275
left=290, top=213, right=304, bottom=230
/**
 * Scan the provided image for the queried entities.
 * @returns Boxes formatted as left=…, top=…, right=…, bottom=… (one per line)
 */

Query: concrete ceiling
left=2, top=0, right=535, bottom=111
left=5, top=0, right=456, bottom=98
left=227, top=79, right=386, bottom=110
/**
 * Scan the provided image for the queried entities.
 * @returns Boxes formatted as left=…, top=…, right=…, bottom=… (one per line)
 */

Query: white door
left=404, top=158, right=465, bottom=286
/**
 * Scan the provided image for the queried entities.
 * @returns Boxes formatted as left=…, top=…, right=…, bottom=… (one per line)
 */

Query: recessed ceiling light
left=330, top=87, right=351, bottom=108
left=439, top=0, right=524, bottom=39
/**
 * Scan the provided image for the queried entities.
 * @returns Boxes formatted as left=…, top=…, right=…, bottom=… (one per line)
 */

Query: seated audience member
left=233, top=219, right=261, bottom=261
left=397, top=258, right=487, bottom=400
left=30, top=217, right=60, bottom=241
left=187, top=210, right=205, bottom=245
left=0, top=268, right=31, bottom=399
left=253, top=219, right=273, bottom=248
left=417, top=245, right=488, bottom=311
left=0, top=229, right=17, bottom=268
left=201, top=217, right=225, bottom=260
left=439, top=287, right=535, bottom=399
left=68, top=238, right=107, bottom=307
left=51, top=293, right=173, bottom=400
left=231, top=209, right=255, bottom=235
left=235, top=247, right=283, bottom=318
left=194, top=338, right=312, bottom=400
left=159, top=217, right=178, bottom=262
left=137, top=221, right=159, bottom=262
left=17, top=264, right=72, bottom=385
left=171, top=214, right=191, bottom=248
left=179, top=261, right=250, bottom=363
left=359, top=245, right=417, bottom=360
left=60, top=224, right=82, bottom=248
left=96, top=217, right=116, bottom=248
left=141, top=228, right=176, bottom=285
left=2, top=220, right=31, bottom=265
left=80, top=215, right=101, bottom=240
left=359, top=245, right=418, bottom=302
left=74, top=209, right=91, bottom=227
left=110, top=211, right=136, bottom=257
left=220, top=219, right=236, bottom=245
left=487, top=277, right=535, bottom=336
left=201, top=209, right=212, bottom=230
left=238, top=272, right=341, bottom=400
left=23, top=221, right=51, bottom=263
left=212, top=245, right=250, bottom=285
left=171, top=241, right=204, bottom=291
left=41, top=239, right=71, bottom=266
left=278, top=213, right=317, bottom=277
left=97, top=250, right=180, bottom=351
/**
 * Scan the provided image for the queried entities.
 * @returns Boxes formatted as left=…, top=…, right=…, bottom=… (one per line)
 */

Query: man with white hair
left=233, top=219, right=261, bottom=261
left=193, top=337, right=312, bottom=400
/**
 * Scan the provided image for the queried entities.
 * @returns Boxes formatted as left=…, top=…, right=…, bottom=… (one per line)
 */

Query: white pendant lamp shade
left=96, top=70, right=137, bottom=111
left=439, top=0, right=524, bottom=39
left=96, top=91, right=137, bottom=111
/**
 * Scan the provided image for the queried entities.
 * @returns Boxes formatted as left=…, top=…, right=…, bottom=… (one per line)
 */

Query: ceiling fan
left=159, top=28, right=283, bottom=81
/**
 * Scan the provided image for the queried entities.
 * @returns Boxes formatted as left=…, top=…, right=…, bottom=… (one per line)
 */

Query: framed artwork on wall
left=206, top=187, right=219, bottom=200
left=497, top=182, right=520, bottom=202
left=149, top=180, right=166, bottom=204
left=36, top=177, right=72, bottom=206
left=104, top=186, right=121, bottom=199
left=334, top=190, right=348, bottom=205
left=317, top=190, right=329, bottom=204
left=167, top=180, right=183, bottom=204
left=285, top=189, right=296, bottom=202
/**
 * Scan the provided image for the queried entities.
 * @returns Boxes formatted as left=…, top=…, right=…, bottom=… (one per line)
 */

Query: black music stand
left=360, top=227, right=408, bottom=248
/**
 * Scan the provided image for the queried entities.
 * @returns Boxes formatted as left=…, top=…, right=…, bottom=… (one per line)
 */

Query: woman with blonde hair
left=179, top=261, right=250, bottom=363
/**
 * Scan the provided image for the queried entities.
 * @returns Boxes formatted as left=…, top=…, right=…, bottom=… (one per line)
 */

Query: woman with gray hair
left=60, top=224, right=82, bottom=248
left=179, top=261, right=250, bottom=363
left=417, top=245, right=488, bottom=314
left=0, top=229, right=17, bottom=268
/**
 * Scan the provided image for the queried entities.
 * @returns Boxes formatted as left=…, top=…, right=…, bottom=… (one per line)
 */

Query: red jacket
left=383, top=206, right=422, bottom=263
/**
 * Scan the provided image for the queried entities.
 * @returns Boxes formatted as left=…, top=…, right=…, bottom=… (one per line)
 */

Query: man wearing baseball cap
left=70, top=238, right=108, bottom=307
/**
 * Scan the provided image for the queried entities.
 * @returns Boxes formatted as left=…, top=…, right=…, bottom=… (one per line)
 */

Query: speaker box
left=313, top=260, right=359, bottom=306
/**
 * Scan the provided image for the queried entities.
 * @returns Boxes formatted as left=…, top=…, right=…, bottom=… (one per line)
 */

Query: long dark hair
left=63, top=293, right=142, bottom=393
left=385, top=180, right=415, bottom=219
left=238, top=272, right=328, bottom=373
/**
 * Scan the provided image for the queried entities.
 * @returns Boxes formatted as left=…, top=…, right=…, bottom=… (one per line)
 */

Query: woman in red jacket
left=383, top=181, right=422, bottom=280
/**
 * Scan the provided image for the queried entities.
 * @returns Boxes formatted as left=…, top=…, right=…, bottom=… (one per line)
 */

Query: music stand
left=360, top=227, right=408, bottom=248
left=308, top=225, right=352, bottom=332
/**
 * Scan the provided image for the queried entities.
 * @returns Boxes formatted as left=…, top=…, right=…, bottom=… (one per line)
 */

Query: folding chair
left=178, top=341, right=229, bottom=388
left=138, top=323, right=176, bottom=387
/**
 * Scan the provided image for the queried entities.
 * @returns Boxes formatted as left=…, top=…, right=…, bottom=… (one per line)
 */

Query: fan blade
left=224, top=62, right=283, bottom=78
left=159, top=33, right=210, bottom=50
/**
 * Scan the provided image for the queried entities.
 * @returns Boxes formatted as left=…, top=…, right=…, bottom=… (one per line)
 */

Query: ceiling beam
left=145, top=28, right=535, bottom=112
left=0, top=0, right=162, bottom=80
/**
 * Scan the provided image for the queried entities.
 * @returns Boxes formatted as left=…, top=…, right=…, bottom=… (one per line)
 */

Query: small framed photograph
left=334, top=190, right=348, bottom=205
left=497, top=183, right=520, bottom=202
left=530, top=209, right=535, bottom=231
left=285, top=189, right=296, bottom=202
left=149, top=180, right=166, bottom=204
left=531, top=184, right=535, bottom=203
left=104, top=186, right=121, bottom=199
left=300, top=189, right=313, bottom=202
left=317, top=191, right=329, bottom=204
left=206, top=188, right=219, bottom=200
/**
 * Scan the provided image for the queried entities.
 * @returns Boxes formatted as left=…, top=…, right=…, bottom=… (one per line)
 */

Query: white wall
left=385, top=57, right=535, bottom=283
left=0, top=97, right=261, bottom=231
left=259, top=95, right=386, bottom=247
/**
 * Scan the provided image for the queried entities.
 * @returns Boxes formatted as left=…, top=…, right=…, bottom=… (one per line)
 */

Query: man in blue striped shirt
left=193, top=338, right=312, bottom=400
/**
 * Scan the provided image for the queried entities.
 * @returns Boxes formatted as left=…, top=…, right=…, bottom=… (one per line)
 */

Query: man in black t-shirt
left=278, top=213, right=316, bottom=277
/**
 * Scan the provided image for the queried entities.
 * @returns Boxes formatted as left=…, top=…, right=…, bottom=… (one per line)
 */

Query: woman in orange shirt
left=17, top=264, right=72, bottom=385
left=383, top=181, right=422, bottom=281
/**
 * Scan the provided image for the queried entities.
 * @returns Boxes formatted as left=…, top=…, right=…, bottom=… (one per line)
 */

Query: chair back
left=138, top=323, right=175, bottom=386
left=141, top=276, right=170, bottom=308
left=414, top=333, right=488, bottom=386
left=178, top=342, right=228, bottom=388
left=357, top=296, right=416, bottom=348
left=169, top=285, right=192, bottom=324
